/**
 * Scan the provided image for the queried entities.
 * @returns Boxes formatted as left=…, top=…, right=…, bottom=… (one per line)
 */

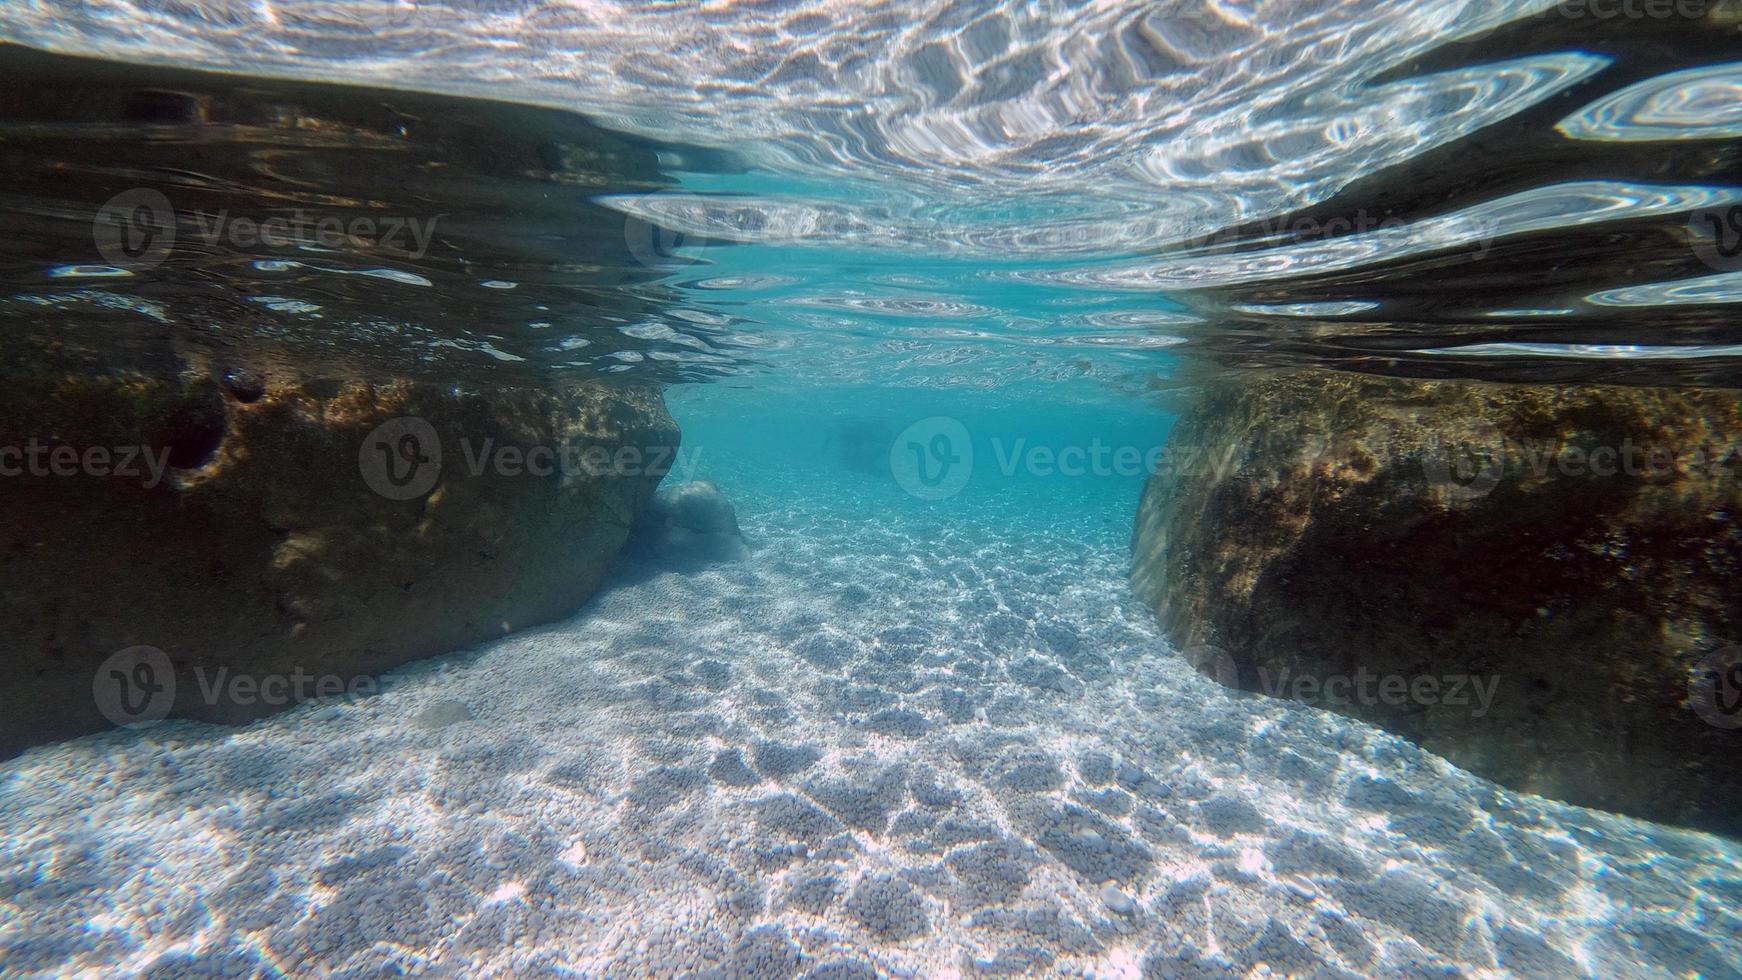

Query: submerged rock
left=0, top=351, right=677, bottom=755
left=623, top=479, right=751, bottom=569
left=1132, top=368, right=1742, bottom=836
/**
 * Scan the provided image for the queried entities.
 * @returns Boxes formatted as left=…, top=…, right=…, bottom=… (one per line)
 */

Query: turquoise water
left=3, top=3, right=1742, bottom=977
left=670, top=383, right=1162, bottom=516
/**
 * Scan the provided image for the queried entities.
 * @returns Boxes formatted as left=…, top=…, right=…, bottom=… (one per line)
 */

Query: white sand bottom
left=3, top=490, right=1740, bottom=978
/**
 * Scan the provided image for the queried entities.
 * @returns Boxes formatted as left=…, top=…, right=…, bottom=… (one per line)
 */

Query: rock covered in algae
left=0, top=348, right=677, bottom=755
left=1132, top=367, right=1742, bottom=836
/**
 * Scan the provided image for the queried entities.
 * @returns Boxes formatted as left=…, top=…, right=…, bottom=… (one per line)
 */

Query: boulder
left=0, top=348, right=677, bottom=755
left=624, top=479, right=752, bottom=569
left=1132, top=367, right=1742, bottom=836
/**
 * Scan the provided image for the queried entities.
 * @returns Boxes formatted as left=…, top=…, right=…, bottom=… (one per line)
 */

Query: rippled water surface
left=3, top=1, right=1741, bottom=387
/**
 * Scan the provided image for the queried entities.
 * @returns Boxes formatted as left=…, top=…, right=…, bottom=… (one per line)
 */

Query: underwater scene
left=2, top=1, right=1742, bottom=977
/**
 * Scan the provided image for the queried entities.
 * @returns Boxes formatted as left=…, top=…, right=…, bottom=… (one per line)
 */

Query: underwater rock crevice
left=0, top=346, right=678, bottom=756
left=1132, top=367, right=1742, bottom=837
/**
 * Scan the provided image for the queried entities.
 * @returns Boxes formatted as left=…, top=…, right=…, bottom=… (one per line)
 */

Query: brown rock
left=1132, top=367, right=1742, bottom=836
left=0, top=352, right=677, bottom=755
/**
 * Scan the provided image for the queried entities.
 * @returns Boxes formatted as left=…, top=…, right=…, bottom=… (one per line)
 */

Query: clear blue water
left=3, top=4, right=1742, bottom=977
left=669, top=382, right=1162, bottom=519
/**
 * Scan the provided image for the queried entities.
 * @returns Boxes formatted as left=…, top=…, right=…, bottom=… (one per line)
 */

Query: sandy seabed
left=3, top=490, right=1740, bottom=979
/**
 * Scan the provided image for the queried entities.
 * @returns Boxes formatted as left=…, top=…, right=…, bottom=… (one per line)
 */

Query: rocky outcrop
left=0, top=350, right=677, bottom=755
left=1132, top=367, right=1742, bottom=836
left=623, top=479, right=751, bottom=570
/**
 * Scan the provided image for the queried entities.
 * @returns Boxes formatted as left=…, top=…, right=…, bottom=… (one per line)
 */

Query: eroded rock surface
left=0, top=350, right=676, bottom=754
left=1132, top=368, right=1742, bottom=836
